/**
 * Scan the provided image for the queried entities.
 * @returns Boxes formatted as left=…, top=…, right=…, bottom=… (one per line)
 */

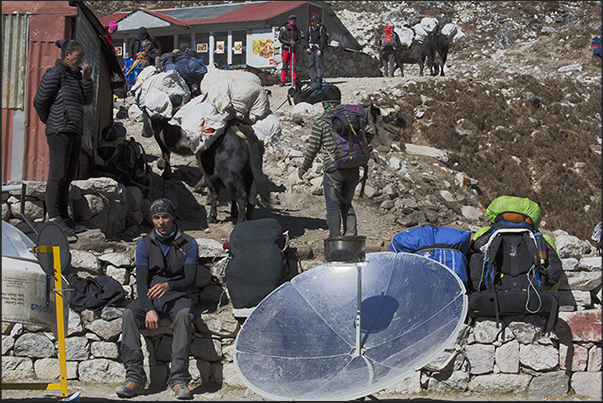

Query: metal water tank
left=2, top=221, right=69, bottom=333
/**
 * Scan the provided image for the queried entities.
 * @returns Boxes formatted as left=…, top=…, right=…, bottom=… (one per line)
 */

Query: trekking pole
left=290, top=39, right=294, bottom=88
left=275, top=94, right=291, bottom=111
left=125, top=57, right=141, bottom=76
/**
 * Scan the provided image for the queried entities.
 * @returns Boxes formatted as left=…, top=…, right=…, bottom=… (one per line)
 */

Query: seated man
left=116, top=198, right=198, bottom=400
left=138, top=39, right=161, bottom=68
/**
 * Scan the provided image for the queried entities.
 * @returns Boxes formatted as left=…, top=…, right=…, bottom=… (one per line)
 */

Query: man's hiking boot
left=171, top=384, right=193, bottom=399
left=64, top=218, right=86, bottom=233
left=115, top=381, right=144, bottom=398
left=278, top=81, right=286, bottom=87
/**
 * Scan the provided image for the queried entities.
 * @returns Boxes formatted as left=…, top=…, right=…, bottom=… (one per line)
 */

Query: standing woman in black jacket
left=33, top=39, right=94, bottom=236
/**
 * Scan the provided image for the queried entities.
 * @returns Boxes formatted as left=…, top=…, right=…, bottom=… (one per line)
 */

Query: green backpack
left=467, top=196, right=562, bottom=332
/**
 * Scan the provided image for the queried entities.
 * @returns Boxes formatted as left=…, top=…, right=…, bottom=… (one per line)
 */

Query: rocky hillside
left=85, top=1, right=602, bottom=241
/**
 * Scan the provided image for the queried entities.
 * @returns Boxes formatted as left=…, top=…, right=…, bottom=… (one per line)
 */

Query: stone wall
left=240, top=46, right=383, bottom=87
left=275, top=45, right=383, bottom=81
left=2, top=179, right=601, bottom=399
left=2, top=179, right=149, bottom=240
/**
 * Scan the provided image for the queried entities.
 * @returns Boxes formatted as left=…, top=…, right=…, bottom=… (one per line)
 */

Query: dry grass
left=366, top=73, right=601, bottom=239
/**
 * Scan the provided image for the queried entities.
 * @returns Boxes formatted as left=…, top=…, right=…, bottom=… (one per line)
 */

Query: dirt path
left=1, top=379, right=576, bottom=402
left=131, top=76, right=418, bottom=268
left=5, top=74, right=594, bottom=403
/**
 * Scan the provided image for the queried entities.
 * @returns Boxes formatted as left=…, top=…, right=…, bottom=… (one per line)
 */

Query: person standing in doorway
left=104, top=21, right=118, bottom=51
left=306, top=14, right=328, bottom=88
left=33, top=39, right=94, bottom=236
left=128, top=26, right=162, bottom=60
left=278, top=14, right=302, bottom=86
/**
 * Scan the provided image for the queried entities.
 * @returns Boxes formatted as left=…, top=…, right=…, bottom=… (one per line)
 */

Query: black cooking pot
left=324, top=236, right=366, bottom=263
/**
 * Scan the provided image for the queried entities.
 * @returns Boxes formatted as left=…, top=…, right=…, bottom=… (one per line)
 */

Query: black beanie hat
left=150, top=198, right=175, bottom=219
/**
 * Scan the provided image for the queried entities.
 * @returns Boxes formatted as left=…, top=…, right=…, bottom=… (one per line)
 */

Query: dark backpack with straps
left=467, top=196, right=561, bottom=332
left=321, top=104, right=371, bottom=173
left=288, top=80, right=341, bottom=105
left=173, top=57, right=207, bottom=86
left=224, top=218, right=289, bottom=309
left=381, top=31, right=398, bottom=48
left=91, top=124, right=151, bottom=189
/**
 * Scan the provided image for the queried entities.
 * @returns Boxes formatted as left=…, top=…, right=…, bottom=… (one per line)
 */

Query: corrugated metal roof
left=1, top=1, right=78, bottom=16
left=144, top=10, right=188, bottom=27
left=100, top=1, right=308, bottom=27
left=1, top=14, right=28, bottom=110
left=162, top=3, right=244, bottom=21
left=175, top=1, right=308, bottom=25
left=98, top=11, right=129, bottom=27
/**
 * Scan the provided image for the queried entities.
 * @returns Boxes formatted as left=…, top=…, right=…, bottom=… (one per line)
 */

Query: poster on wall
left=115, top=46, right=122, bottom=57
left=246, top=28, right=275, bottom=68
left=197, top=43, right=208, bottom=53
left=215, top=41, right=225, bottom=54
left=233, top=41, right=243, bottom=54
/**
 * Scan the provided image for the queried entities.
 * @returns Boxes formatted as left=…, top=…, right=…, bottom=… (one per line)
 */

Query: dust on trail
left=131, top=76, right=416, bottom=264
left=1, top=380, right=587, bottom=401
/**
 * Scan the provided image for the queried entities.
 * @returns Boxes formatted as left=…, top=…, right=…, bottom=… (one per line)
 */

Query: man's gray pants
left=323, top=168, right=359, bottom=238
left=120, top=293, right=194, bottom=387
left=308, top=48, right=324, bottom=82
left=381, top=52, right=396, bottom=77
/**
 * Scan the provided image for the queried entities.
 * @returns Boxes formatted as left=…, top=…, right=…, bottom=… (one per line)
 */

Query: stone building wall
left=276, top=45, right=383, bottom=82
left=2, top=179, right=601, bottom=399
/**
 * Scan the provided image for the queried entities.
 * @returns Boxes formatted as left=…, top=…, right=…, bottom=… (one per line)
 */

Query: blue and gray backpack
left=389, top=224, right=472, bottom=288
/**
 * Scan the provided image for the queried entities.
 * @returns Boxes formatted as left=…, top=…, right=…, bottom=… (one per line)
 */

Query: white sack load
left=134, top=67, right=191, bottom=119
left=420, top=17, right=439, bottom=33
left=441, top=23, right=466, bottom=44
left=412, top=23, right=428, bottom=42
left=395, top=26, right=415, bottom=48
left=201, top=66, right=270, bottom=124
left=169, top=96, right=227, bottom=153
left=441, top=23, right=458, bottom=41
left=251, top=111, right=282, bottom=145
left=131, top=66, right=158, bottom=93
left=451, top=25, right=466, bottom=44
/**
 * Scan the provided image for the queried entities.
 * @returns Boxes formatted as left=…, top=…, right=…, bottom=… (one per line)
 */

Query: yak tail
left=249, top=141, right=271, bottom=207
left=435, top=52, right=443, bottom=67
left=238, top=124, right=271, bottom=207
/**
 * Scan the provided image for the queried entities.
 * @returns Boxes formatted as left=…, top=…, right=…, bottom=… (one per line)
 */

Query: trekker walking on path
left=33, top=39, right=93, bottom=237
left=116, top=198, right=199, bottom=400
left=278, top=14, right=302, bottom=86
left=380, top=25, right=400, bottom=77
left=298, top=101, right=375, bottom=238
left=306, top=14, right=328, bottom=87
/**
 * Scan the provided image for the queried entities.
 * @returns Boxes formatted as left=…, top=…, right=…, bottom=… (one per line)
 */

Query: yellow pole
left=3, top=245, right=70, bottom=398
left=51, top=245, right=69, bottom=397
